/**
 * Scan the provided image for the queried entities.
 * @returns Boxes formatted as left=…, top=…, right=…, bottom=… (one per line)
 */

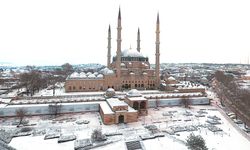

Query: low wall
left=0, top=102, right=99, bottom=117
left=148, top=97, right=209, bottom=108
left=0, top=97, right=209, bottom=117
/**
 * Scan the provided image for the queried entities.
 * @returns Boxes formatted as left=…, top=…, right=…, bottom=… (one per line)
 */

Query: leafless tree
left=15, top=108, right=28, bottom=126
left=181, top=96, right=190, bottom=108
left=61, top=63, right=74, bottom=76
left=91, top=128, right=106, bottom=142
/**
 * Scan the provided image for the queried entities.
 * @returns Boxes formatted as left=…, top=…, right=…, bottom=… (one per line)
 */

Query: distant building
left=65, top=8, right=161, bottom=92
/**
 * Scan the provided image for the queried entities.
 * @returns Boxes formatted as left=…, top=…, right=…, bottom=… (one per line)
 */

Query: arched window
left=140, top=101, right=146, bottom=109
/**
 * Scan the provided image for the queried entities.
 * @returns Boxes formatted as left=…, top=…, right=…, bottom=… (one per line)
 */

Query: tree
left=182, top=96, right=190, bottom=108
left=91, top=128, right=106, bottom=142
left=16, top=108, right=28, bottom=126
left=186, top=133, right=208, bottom=150
left=61, top=63, right=74, bottom=76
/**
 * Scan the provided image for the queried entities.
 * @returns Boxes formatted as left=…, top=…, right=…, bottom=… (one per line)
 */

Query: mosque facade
left=65, top=8, right=161, bottom=92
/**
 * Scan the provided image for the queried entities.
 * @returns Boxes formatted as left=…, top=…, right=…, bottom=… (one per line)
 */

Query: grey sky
left=0, top=0, right=250, bottom=66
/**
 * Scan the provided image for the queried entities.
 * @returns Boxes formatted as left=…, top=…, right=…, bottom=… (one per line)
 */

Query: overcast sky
left=0, top=0, right=250, bottom=66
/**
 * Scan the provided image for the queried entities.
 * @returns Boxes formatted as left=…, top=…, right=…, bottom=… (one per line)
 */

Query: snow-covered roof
left=100, top=102, right=114, bottom=114
left=126, top=89, right=142, bottom=97
left=107, top=98, right=128, bottom=108
left=127, top=97, right=147, bottom=101
left=121, top=49, right=144, bottom=57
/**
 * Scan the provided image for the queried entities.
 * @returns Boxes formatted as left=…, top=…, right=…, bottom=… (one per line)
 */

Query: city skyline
left=0, top=0, right=250, bottom=66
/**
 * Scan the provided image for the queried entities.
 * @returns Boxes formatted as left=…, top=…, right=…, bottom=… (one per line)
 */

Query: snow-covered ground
left=0, top=106, right=249, bottom=150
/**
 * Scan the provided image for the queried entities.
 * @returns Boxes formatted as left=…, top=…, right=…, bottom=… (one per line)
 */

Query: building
left=65, top=8, right=161, bottom=92
left=100, top=89, right=148, bottom=125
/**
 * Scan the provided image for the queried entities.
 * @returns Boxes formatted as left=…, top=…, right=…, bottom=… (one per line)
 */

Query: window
left=79, top=86, right=82, bottom=90
left=73, top=86, right=76, bottom=90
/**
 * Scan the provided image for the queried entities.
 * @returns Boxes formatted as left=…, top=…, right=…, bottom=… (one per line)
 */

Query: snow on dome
left=86, top=72, right=92, bottom=76
left=88, top=74, right=96, bottom=78
left=93, top=72, right=98, bottom=75
left=79, top=72, right=87, bottom=78
left=127, top=89, right=142, bottom=97
left=99, top=68, right=115, bottom=75
left=96, top=74, right=104, bottom=78
left=121, top=49, right=144, bottom=57
left=70, top=72, right=79, bottom=78
left=130, top=72, right=135, bottom=75
left=168, top=76, right=176, bottom=81
left=121, top=63, right=126, bottom=67
left=105, top=88, right=115, bottom=98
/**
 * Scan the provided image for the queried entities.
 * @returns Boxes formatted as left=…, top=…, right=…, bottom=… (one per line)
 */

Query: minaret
left=107, top=25, right=111, bottom=68
left=155, top=13, right=160, bottom=88
left=137, top=28, right=141, bottom=52
left=116, top=7, right=122, bottom=78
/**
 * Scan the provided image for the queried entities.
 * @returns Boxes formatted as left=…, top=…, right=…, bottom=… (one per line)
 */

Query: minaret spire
left=118, top=7, right=121, bottom=19
left=107, top=25, right=111, bottom=68
left=137, top=28, right=141, bottom=52
left=116, top=7, right=122, bottom=80
left=155, top=12, right=160, bottom=88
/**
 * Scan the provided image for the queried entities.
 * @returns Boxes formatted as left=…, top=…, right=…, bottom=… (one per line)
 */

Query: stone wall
left=148, top=97, right=209, bottom=108
left=0, top=102, right=99, bottom=117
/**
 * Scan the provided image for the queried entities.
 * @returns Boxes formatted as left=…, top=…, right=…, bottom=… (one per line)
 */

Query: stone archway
left=118, top=115, right=124, bottom=123
left=133, top=101, right=139, bottom=110
left=140, top=101, right=146, bottom=109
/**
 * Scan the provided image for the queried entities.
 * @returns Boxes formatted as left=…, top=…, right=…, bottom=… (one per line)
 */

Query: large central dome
left=121, top=49, right=144, bottom=58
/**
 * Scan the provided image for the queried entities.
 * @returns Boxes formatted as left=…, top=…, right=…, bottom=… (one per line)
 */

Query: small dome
left=79, top=72, right=87, bottom=78
left=168, top=76, right=176, bottom=81
left=130, top=72, right=135, bottom=75
left=99, top=68, right=115, bottom=75
left=86, top=72, right=92, bottom=76
left=105, top=88, right=115, bottom=98
left=126, top=89, right=142, bottom=97
left=88, top=74, right=96, bottom=78
left=96, top=74, right=104, bottom=78
left=121, top=63, right=126, bottom=67
left=93, top=72, right=98, bottom=75
left=70, top=72, right=79, bottom=78
left=143, top=72, right=147, bottom=75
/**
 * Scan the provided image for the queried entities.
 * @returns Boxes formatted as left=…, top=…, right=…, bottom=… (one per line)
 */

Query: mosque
left=65, top=8, right=161, bottom=92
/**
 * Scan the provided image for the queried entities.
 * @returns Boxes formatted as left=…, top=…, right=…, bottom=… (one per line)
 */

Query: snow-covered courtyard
left=1, top=105, right=250, bottom=150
